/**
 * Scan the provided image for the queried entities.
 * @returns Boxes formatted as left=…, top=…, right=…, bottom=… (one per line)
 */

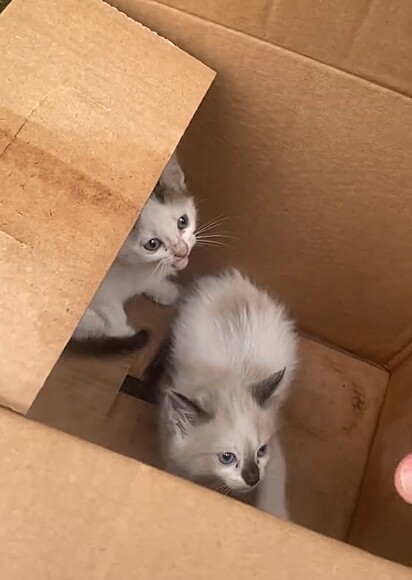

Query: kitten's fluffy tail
left=69, top=330, right=149, bottom=356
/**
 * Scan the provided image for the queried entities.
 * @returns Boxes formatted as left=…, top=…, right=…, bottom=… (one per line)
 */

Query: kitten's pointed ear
left=251, top=368, right=286, bottom=408
left=165, top=390, right=210, bottom=432
left=159, top=152, right=185, bottom=190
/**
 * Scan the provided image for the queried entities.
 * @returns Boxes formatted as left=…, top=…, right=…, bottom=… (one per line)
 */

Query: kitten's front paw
left=106, top=323, right=136, bottom=338
left=148, top=283, right=180, bottom=306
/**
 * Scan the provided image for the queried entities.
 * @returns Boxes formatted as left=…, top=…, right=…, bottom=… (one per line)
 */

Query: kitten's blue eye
left=257, top=444, right=267, bottom=459
left=217, top=452, right=237, bottom=465
left=177, top=214, right=189, bottom=230
left=144, top=238, right=162, bottom=251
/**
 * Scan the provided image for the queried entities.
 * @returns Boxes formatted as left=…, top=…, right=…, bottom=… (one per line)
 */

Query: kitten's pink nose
left=174, top=241, right=189, bottom=259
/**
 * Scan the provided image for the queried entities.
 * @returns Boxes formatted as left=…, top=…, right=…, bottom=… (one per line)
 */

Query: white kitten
left=159, top=269, right=298, bottom=517
left=73, top=153, right=197, bottom=349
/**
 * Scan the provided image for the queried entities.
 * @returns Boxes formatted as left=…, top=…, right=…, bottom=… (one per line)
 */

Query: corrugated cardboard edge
left=105, top=0, right=191, bottom=52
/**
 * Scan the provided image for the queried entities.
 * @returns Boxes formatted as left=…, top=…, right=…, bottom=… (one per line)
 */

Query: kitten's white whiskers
left=159, top=269, right=297, bottom=523
left=214, top=482, right=232, bottom=496
left=195, top=216, right=230, bottom=236
left=74, top=150, right=194, bottom=343
left=147, top=259, right=163, bottom=282
left=196, top=240, right=229, bottom=248
left=197, top=233, right=233, bottom=239
left=196, top=233, right=238, bottom=243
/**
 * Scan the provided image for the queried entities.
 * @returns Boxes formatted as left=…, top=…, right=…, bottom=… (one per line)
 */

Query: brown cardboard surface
left=1, top=408, right=411, bottom=580
left=30, top=302, right=388, bottom=543
left=349, top=356, right=412, bottom=567
left=0, top=0, right=214, bottom=413
left=28, top=297, right=165, bottom=466
left=153, top=0, right=412, bottom=96
left=28, top=348, right=134, bottom=439
left=109, top=0, right=412, bottom=366
left=282, top=339, right=388, bottom=540
left=28, top=295, right=171, bottom=437
left=32, top=380, right=160, bottom=467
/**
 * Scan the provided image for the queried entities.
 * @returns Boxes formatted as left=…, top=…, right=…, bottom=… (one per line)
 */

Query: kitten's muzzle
left=241, top=462, right=260, bottom=487
left=173, top=241, right=190, bottom=270
left=174, top=240, right=189, bottom=259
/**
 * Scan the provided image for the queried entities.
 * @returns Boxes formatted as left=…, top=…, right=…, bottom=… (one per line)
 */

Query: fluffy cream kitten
left=73, top=153, right=197, bottom=350
left=159, top=269, right=298, bottom=516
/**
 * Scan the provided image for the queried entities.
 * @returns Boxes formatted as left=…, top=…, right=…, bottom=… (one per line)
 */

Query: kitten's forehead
left=138, top=196, right=196, bottom=234
left=153, top=183, right=189, bottom=204
left=211, top=396, right=275, bottom=450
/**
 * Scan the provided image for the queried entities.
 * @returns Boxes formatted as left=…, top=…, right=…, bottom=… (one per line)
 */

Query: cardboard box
left=1, top=0, right=412, bottom=578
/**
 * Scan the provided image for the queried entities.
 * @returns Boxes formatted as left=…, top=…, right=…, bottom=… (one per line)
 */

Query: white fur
left=73, top=154, right=197, bottom=341
left=255, top=440, right=289, bottom=520
left=160, top=269, right=298, bottom=518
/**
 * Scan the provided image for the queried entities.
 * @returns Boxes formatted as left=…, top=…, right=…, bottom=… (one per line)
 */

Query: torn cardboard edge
left=106, top=0, right=180, bottom=50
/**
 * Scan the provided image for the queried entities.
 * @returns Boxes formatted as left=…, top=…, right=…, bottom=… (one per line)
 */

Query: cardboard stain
left=0, top=0, right=214, bottom=413
left=1, top=0, right=412, bottom=577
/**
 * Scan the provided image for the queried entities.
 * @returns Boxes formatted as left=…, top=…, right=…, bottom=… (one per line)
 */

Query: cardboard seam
left=300, top=332, right=388, bottom=373
left=0, top=84, right=74, bottom=248
left=387, top=340, right=412, bottom=371
left=0, top=84, right=70, bottom=159
left=345, top=367, right=392, bottom=543
left=343, top=0, right=378, bottom=60
left=0, top=95, right=51, bottom=248
left=339, top=0, right=376, bottom=58
left=0, top=229, right=29, bottom=249
left=261, top=0, right=278, bottom=40
left=142, top=0, right=412, bottom=101
left=1, top=116, right=30, bottom=255
left=0, top=115, right=28, bottom=159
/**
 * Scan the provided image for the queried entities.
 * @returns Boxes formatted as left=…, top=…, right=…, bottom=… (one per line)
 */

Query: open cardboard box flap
left=0, top=0, right=214, bottom=413
left=1, top=408, right=410, bottom=580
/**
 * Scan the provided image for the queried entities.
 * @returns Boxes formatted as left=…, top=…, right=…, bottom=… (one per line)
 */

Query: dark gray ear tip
left=252, top=367, right=287, bottom=407
left=167, top=389, right=189, bottom=407
left=271, top=367, right=286, bottom=385
left=169, top=390, right=186, bottom=402
left=166, top=389, right=212, bottom=428
left=168, top=390, right=206, bottom=413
